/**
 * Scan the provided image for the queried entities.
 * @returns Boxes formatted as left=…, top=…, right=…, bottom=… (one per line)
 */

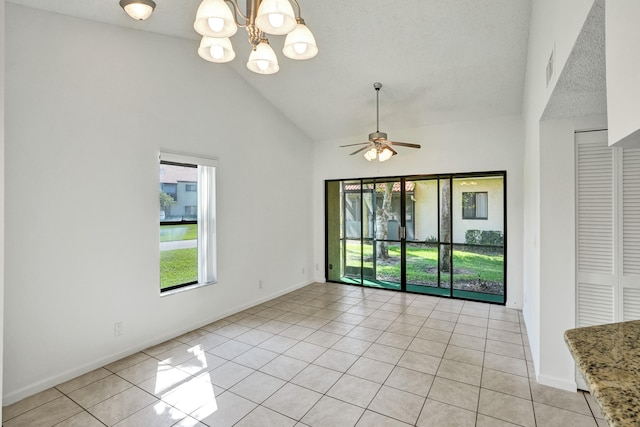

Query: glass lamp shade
left=378, top=147, right=394, bottom=162
left=255, top=0, right=297, bottom=35
left=247, top=41, right=280, bottom=74
left=283, top=23, right=318, bottom=60
left=120, top=0, right=156, bottom=20
left=364, top=148, right=377, bottom=161
left=198, top=37, right=236, bottom=63
left=194, top=0, right=238, bottom=38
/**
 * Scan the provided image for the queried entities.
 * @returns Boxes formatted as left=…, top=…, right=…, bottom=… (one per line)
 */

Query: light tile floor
left=3, top=283, right=608, bottom=427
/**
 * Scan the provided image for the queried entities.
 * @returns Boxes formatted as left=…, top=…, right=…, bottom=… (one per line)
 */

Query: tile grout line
left=4, top=284, right=600, bottom=427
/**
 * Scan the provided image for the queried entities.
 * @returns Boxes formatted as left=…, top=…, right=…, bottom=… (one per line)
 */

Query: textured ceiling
left=542, top=0, right=606, bottom=120
left=7, top=0, right=532, bottom=142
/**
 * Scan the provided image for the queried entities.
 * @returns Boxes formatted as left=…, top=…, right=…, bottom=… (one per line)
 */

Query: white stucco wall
left=522, top=0, right=599, bottom=390
left=313, top=115, right=524, bottom=309
left=4, top=4, right=314, bottom=404
left=537, top=116, right=607, bottom=390
left=0, top=0, right=6, bottom=419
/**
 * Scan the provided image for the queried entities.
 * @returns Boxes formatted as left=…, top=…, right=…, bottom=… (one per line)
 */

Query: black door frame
left=324, top=170, right=507, bottom=305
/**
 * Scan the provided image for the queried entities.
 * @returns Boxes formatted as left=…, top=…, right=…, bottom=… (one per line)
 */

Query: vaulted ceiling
left=7, top=0, right=532, bottom=142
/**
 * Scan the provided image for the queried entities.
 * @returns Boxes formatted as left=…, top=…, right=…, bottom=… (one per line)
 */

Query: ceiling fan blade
left=350, top=146, right=371, bottom=155
left=386, top=145, right=398, bottom=155
left=340, top=142, right=371, bottom=147
left=387, top=141, right=421, bottom=149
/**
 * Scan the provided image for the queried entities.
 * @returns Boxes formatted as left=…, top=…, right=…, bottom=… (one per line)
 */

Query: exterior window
left=159, top=152, right=217, bottom=292
left=161, top=183, right=177, bottom=201
left=462, top=192, right=488, bottom=219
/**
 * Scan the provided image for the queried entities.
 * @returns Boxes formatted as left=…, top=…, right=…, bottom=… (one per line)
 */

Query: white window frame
left=159, top=152, right=218, bottom=294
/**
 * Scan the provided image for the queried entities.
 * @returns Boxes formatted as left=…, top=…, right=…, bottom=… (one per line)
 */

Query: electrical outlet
left=114, top=322, right=124, bottom=337
left=302, top=267, right=305, bottom=274
left=315, top=263, right=319, bottom=271
left=258, top=279, right=263, bottom=289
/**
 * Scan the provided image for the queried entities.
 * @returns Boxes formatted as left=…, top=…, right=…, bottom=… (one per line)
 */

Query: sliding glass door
left=404, top=178, right=450, bottom=296
left=451, top=176, right=505, bottom=302
left=326, top=172, right=506, bottom=304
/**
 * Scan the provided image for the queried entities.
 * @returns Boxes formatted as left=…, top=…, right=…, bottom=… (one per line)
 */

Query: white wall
left=533, top=0, right=597, bottom=101
left=4, top=4, right=314, bottom=404
left=0, top=0, right=5, bottom=419
left=538, top=116, right=606, bottom=390
left=312, top=115, right=524, bottom=309
left=606, top=0, right=640, bottom=147
left=522, top=0, right=598, bottom=390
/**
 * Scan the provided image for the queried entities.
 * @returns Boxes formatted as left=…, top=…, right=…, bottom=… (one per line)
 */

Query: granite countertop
left=565, top=320, right=640, bottom=427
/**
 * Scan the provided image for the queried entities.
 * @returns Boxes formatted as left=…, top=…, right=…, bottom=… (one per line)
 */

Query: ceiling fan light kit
left=341, top=83, right=421, bottom=162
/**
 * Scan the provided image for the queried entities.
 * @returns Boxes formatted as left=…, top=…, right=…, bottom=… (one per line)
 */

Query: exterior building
left=159, top=164, right=197, bottom=220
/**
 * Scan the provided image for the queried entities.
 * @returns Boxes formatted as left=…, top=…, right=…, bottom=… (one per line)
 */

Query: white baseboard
left=536, top=373, right=577, bottom=392
left=3, top=279, right=316, bottom=406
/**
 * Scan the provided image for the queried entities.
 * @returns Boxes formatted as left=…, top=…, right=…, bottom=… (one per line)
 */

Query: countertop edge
left=564, top=322, right=640, bottom=427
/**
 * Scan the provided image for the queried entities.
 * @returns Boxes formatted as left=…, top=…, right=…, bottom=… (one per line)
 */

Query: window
left=161, top=183, right=177, bottom=201
left=159, top=152, right=217, bottom=293
left=462, top=192, right=488, bottom=219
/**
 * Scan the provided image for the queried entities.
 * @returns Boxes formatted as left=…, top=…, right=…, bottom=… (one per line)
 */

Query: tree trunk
left=376, top=182, right=393, bottom=260
left=440, top=179, right=451, bottom=275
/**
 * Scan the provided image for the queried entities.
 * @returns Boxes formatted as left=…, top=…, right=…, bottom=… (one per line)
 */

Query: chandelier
left=193, top=0, right=318, bottom=74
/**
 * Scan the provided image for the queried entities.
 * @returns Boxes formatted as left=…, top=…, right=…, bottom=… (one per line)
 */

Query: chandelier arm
left=289, top=0, right=302, bottom=19
left=224, top=0, right=248, bottom=26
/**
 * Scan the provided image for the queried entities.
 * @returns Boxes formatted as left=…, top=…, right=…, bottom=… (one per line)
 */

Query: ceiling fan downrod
left=374, top=82, right=382, bottom=133
left=370, top=82, right=386, bottom=141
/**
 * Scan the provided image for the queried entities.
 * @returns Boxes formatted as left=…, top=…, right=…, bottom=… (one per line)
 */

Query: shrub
left=481, top=230, right=504, bottom=246
left=465, top=229, right=503, bottom=246
left=465, top=230, right=482, bottom=245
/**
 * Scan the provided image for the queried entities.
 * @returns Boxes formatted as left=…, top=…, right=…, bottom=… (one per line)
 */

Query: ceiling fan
left=341, top=82, right=421, bottom=162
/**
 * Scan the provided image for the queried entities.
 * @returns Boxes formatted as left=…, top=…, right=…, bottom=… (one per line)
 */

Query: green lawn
left=160, top=248, right=197, bottom=289
left=345, top=242, right=503, bottom=287
left=160, top=224, right=197, bottom=242
left=160, top=224, right=197, bottom=289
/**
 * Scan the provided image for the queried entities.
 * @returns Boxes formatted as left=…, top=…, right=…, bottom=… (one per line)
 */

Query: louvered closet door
left=576, top=131, right=616, bottom=327
left=621, top=146, right=640, bottom=320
